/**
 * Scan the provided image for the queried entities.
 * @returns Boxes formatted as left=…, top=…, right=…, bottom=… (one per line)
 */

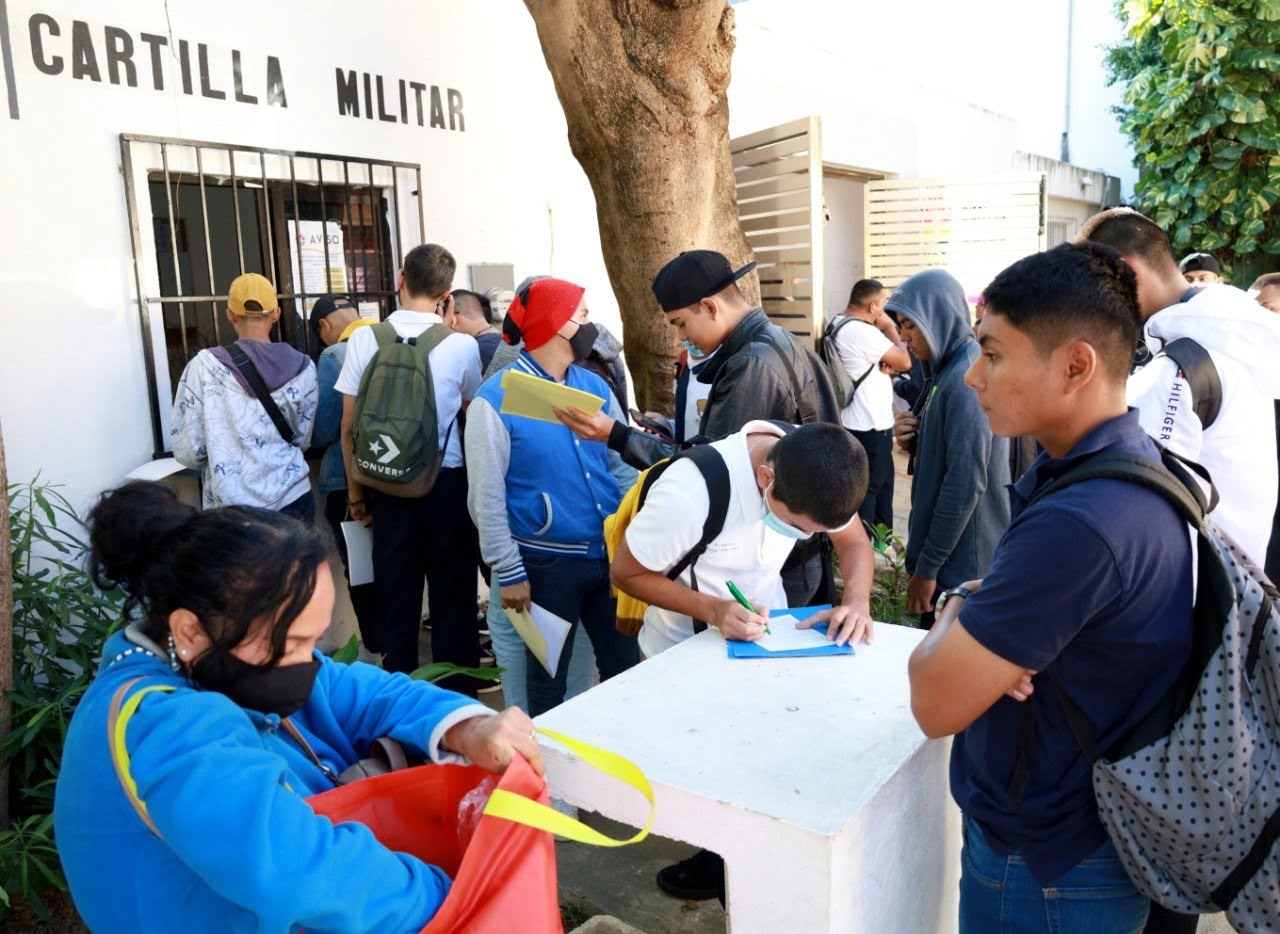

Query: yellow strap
left=481, top=727, right=653, bottom=847
left=108, top=680, right=176, bottom=838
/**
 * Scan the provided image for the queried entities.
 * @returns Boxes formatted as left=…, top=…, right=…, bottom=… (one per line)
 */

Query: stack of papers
left=726, top=605, right=855, bottom=659
left=499, top=369, right=605, bottom=424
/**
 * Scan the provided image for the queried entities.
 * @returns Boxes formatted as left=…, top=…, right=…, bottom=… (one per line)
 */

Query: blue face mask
left=761, top=482, right=811, bottom=540
left=682, top=339, right=706, bottom=359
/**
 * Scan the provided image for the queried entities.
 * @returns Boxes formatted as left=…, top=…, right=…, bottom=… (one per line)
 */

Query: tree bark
left=523, top=0, right=757, bottom=412
left=0, top=420, right=10, bottom=826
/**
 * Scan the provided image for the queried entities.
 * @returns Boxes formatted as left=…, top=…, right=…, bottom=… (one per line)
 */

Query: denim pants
left=485, top=572, right=596, bottom=712
left=521, top=553, right=639, bottom=717
left=960, top=817, right=1149, bottom=934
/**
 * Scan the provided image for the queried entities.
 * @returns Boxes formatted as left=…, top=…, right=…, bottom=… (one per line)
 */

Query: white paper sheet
left=753, top=614, right=835, bottom=652
left=340, top=520, right=375, bottom=586
left=126, top=457, right=187, bottom=482
left=503, top=602, right=573, bottom=675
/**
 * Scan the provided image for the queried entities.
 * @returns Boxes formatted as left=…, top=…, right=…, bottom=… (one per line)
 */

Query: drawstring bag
left=305, top=727, right=653, bottom=934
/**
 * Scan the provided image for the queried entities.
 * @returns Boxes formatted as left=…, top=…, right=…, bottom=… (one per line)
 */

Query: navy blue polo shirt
left=950, top=408, right=1194, bottom=884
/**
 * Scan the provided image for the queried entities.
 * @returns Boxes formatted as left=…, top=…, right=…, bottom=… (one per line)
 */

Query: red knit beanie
left=505, top=277, right=586, bottom=350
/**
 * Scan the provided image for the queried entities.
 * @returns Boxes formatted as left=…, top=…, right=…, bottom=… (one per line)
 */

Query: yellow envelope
left=500, top=368, right=605, bottom=424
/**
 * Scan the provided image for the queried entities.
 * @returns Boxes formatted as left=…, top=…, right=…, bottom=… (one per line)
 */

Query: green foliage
left=330, top=633, right=361, bottom=665
left=2, top=481, right=125, bottom=916
left=1105, top=0, right=1280, bottom=274
left=0, top=814, right=64, bottom=921
left=866, top=523, right=918, bottom=627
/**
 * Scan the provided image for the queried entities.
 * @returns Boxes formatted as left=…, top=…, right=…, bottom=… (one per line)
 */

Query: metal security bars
left=120, top=133, right=425, bottom=457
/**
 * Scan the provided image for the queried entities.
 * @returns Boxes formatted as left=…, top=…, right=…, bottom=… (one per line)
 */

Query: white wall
left=0, top=0, right=615, bottom=510
left=727, top=0, right=1135, bottom=187
left=822, top=177, right=866, bottom=320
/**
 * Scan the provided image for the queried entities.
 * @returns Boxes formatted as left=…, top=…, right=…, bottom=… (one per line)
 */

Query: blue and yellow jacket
left=54, top=627, right=490, bottom=933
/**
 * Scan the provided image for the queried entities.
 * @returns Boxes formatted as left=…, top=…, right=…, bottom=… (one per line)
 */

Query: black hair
left=769, top=425, right=868, bottom=528
left=848, top=279, right=885, bottom=308
left=1076, top=208, right=1177, bottom=273
left=1251, top=272, right=1280, bottom=291
left=88, top=481, right=330, bottom=667
left=982, top=242, right=1141, bottom=381
left=451, top=289, right=493, bottom=324
left=401, top=243, right=456, bottom=299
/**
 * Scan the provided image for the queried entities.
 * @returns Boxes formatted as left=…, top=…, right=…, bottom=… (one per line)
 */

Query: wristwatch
left=936, top=585, right=974, bottom=610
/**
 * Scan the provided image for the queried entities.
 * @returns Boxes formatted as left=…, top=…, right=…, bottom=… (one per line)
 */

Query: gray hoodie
left=887, top=269, right=1010, bottom=587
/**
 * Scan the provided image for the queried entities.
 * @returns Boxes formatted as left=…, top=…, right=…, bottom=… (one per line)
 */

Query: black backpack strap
left=1161, top=337, right=1222, bottom=431
left=761, top=331, right=808, bottom=423
left=227, top=344, right=295, bottom=444
left=1007, top=448, right=1210, bottom=802
left=636, top=445, right=732, bottom=634
left=1025, top=450, right=1209, bottom=529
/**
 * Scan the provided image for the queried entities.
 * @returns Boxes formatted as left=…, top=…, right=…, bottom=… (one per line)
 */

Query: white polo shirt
left=831, top=316, right=894, bottom=432
left=334, top=309, right=481, bottom=469
left=627, top=420, right=795, bottom=657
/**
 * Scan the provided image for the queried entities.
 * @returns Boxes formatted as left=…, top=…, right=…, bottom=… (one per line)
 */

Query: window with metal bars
left=121, top=133, right=425, bottom=457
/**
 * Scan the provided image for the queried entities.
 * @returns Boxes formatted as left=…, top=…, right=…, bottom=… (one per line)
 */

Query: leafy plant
left=1105, top=0, right=1280, bottom=278
left=866, top=522, right=917, bottom=627
left=2, top=481, right=124, bottom=918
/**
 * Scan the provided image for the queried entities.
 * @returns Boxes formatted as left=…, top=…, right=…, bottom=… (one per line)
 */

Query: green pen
left=726, top=579, right=770, bottom=634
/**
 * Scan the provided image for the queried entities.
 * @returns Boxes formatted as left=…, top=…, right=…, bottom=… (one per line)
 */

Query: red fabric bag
left=306, top=756, right=562, bottom=934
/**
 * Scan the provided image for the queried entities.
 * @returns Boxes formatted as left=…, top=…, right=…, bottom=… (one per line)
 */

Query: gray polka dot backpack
left=1010, top=449, right=1280, bottom=931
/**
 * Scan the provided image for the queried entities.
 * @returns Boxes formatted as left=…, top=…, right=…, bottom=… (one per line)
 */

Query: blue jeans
left=486, top=572, right=596, bottom=712
left=521, top=553, right=639, bottom=717
left=960, top=817, right=1149, bottom=934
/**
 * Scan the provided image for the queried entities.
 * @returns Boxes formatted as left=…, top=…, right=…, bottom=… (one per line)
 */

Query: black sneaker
left=656, top=848, right=724, bottom=902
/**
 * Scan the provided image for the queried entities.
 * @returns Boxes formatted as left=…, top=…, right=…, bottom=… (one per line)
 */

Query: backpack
left=1160, top=337, right=1223, bottom=430
left=818, top=316, right=877, bottom=407
left=1009, top=447, right=1280, bottom=929
left=352, top=321, right=454, bottom=498
left=603, top=445, right=731, bottom=636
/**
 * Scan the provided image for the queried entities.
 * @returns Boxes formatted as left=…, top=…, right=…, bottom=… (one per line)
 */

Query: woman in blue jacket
left=54, top=481, right=542, bottom=933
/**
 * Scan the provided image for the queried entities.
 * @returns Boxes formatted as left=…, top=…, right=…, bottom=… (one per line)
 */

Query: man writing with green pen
left=610, top=419, right=874, bottom=903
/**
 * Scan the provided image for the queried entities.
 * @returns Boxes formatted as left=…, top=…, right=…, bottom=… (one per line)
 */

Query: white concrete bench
left=536, top=622, right=960, bottom=933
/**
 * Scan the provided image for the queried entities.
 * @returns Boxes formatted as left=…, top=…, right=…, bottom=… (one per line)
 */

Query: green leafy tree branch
left=1105, top=0, right=1280, bottom=277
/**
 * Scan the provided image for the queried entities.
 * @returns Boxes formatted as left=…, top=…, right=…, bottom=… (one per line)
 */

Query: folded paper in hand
left=503, top=603, right=573, bottom=675
left=500, top=369, right=605, bottom=424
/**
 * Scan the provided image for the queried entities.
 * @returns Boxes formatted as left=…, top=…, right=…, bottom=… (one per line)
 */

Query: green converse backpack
left=352, top=322, right=454, bottom=498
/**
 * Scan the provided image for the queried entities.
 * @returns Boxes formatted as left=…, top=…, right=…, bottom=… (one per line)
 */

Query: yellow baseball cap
left=228, top=273, right=279, bottom=317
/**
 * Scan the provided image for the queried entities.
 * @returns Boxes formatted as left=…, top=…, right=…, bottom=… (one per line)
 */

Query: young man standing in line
left=889, top=269, right=1010, bottom=625
left=1178, top=251, right=1225, bottom=285
left=335, top=245, right=483, bottom=687
left=613, top=420, right=872, bottom=903
left=830, top=278, right=911, bottom=538
left=465, top=277, right=639, bottom=716
left=445, top=289, right=504, bottom=373
left=309, top=294, right=378, bottom=656
left=171, top=273, right=317, bottom=521
left=909, top=243, right=1195, bottom=932
left=1079, top=208, right=1280, bottom=564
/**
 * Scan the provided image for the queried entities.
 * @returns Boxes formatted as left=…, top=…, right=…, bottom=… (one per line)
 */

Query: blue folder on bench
left=725, top=604, right=855, bottom=659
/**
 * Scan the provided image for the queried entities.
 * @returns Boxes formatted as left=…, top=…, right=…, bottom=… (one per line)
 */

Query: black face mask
left=567, top=322, right=598, bottom=363
left=190, top=651, right=320, bottom=718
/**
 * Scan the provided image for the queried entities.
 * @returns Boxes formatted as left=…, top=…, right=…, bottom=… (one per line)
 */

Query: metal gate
left=864, top=174, right=1046, bottom=294
left=120, top=133, right=425, bottom=457
left=731, top=116, right=824, bottom=346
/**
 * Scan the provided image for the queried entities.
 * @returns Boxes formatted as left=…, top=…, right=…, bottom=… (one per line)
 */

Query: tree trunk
left=0, top=420, right=10, bottom=826
left=523, top=0, right=757, bottom=413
